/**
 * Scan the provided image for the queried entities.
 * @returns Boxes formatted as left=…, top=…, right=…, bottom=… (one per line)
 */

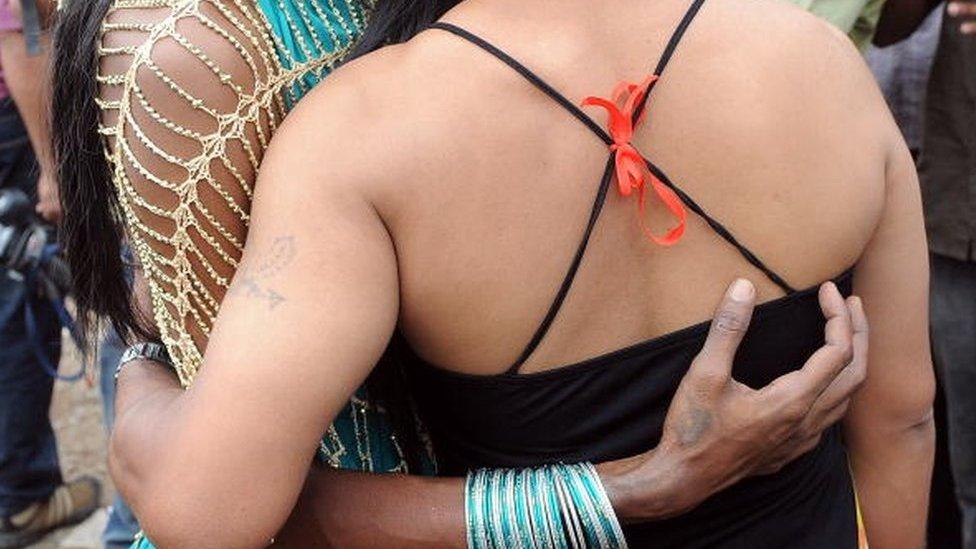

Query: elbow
left=903, top=403, right=935, bottom=434
left=898, top=369, right=937, bottom=436
left=128, top=480, right=284, bottom=549
left=138, top=499, right=277, bottom=549
left=107, top=420, right=149, bottom=509
left=887, top=374, right=937, bottom=438
left=109, top=435, right=282, bottom=548
left=856, top=369, right=936, bottom=440
left=901, top=404, right=936, bottom=457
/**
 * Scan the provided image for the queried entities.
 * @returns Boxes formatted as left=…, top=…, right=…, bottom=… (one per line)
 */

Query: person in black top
left=96, top=0, right=933, bottom=546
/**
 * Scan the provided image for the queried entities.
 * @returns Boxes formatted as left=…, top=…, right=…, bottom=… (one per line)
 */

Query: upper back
left=283, top=0, right=898, bottom=375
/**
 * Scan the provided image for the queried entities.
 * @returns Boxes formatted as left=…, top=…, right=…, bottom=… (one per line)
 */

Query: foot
left=0, top=477, right=101, bottom=548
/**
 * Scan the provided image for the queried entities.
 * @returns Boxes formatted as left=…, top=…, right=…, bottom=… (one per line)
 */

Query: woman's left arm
left=845, top=131, right=935, bottom=548
left=109, top=81, right=404, bottom=548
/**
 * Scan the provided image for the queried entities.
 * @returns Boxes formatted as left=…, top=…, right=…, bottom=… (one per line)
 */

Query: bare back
left=315, top=0, right=895, bottom=375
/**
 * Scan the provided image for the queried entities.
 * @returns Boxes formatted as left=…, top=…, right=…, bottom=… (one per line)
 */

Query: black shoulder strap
left=507, top=157, right=617, bottom=372
left=507, top=0, right=712, bottom=373
left=633, top=0, right=708, bottom=124
left=428, top=22, right=614, bottom=147
left=641, top=158, right=797, bottom=294
left=430, top=1, right=796, bottom=374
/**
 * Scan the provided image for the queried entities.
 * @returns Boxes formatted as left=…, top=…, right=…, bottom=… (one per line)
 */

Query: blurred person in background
left=0, top=0, right=99, bottom=546
left=787, top=0, right=888, bottom=49
left=96, top=326, right=136, bottom=549
left=867, top=8, right=942, bottom=160
left=877, top=1, right=976, bottom=547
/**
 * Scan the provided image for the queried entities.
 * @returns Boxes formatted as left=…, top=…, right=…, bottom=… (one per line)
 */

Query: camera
left=0, top=188, right=71, bottom=297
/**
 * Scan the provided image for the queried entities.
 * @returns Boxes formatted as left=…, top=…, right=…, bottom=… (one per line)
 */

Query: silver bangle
left=114, top=342, right=174, bottom=384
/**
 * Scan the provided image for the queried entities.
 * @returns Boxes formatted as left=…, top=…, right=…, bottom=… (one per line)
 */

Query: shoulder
left=714, top=0, right=882, bottom=105
left=264, top=32, right=479, bottom=198
left=100, top=0, right=273, bottom=109
left=686, top=0, right=895, bottom=154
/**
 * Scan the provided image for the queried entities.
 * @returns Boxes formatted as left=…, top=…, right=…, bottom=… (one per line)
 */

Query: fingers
left=799, top=283, right=855, bottom=396
left=691, top=279, right=756, bottom=381
left=748, top=294, right=868, bottom=480
left=948, top=1, right=976, bottom=32
left=949, top=1, right=976, bottom=17
left=759, top=283, right=854, bottom=407
left=801, top=295, right=870, bottom=426
left=819, top=282, right=853, bottom=353
left=849, top=295, right=869, bottom=370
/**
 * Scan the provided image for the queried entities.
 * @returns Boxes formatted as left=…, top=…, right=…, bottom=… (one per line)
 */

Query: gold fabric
left=97, top=0, right=368, bottom=385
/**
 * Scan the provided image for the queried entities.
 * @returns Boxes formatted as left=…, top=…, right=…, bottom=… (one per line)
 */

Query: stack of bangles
left=465, top=462, right=628, bottom=548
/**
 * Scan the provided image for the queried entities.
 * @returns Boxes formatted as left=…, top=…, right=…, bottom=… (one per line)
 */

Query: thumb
left=948, top=1, right=976, bottom=16
left=691, top=278, right=757, bottom=381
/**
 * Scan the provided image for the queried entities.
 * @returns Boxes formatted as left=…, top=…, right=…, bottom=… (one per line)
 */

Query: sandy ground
left=29, top=341, right=116, bottom=548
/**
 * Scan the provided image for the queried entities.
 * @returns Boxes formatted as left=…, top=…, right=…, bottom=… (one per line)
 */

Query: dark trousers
left=0, top=97, right=62, bottom=516
left=931, top=253, right=976, bottom=549
left=98, top=329, right=140, bottom=548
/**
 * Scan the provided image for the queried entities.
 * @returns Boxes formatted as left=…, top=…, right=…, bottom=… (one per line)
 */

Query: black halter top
left=402, top=2, right=858, bottom=547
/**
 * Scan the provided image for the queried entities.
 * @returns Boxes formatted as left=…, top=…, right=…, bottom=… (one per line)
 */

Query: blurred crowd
left=0, top=0, right=973, bottom=547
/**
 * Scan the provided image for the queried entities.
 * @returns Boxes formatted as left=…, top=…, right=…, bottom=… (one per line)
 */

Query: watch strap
left=114, top=342, right=174, bottom=383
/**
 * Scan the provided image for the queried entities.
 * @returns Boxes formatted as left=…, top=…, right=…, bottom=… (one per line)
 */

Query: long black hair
left=52, top=0, right=150, bottom=350
left=351, top=0, right=460, bottom=58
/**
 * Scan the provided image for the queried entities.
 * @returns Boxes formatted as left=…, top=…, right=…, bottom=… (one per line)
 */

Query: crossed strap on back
left=428, top=0, right=796, bottom=374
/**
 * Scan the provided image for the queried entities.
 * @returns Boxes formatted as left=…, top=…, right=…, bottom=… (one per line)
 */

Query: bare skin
left=105, top=0, right=933, bottom=546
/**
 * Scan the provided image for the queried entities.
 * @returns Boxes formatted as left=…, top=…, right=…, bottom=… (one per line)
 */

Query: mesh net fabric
left=97, top=0, right=371, bottom=385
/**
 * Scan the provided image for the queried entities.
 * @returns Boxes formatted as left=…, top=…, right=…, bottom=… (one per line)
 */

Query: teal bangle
left=464, top=463, right=628, bottom=548
left=580, top=463, right=627, bottom=546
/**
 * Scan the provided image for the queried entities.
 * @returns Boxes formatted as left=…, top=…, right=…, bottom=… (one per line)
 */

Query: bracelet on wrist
left=114, top=342, right=175, bottom=385
left=465, top=462, right=628, bottom=548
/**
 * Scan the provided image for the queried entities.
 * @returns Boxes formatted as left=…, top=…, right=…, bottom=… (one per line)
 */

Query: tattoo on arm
left=227, top=236, right=296, bottom=310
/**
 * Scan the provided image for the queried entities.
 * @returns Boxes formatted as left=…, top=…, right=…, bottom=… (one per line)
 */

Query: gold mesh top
left=97, top=0, right=370, bottom=385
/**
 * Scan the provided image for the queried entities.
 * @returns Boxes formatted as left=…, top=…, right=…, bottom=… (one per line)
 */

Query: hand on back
left=616, top=279, right=867, bottom=520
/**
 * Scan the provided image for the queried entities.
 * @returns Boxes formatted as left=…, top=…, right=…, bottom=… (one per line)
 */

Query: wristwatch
left=114, top=342, right=175, bottom=384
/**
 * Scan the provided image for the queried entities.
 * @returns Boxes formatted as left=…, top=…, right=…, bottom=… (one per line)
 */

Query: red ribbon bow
left=582, top=75, right=687, bottom=246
